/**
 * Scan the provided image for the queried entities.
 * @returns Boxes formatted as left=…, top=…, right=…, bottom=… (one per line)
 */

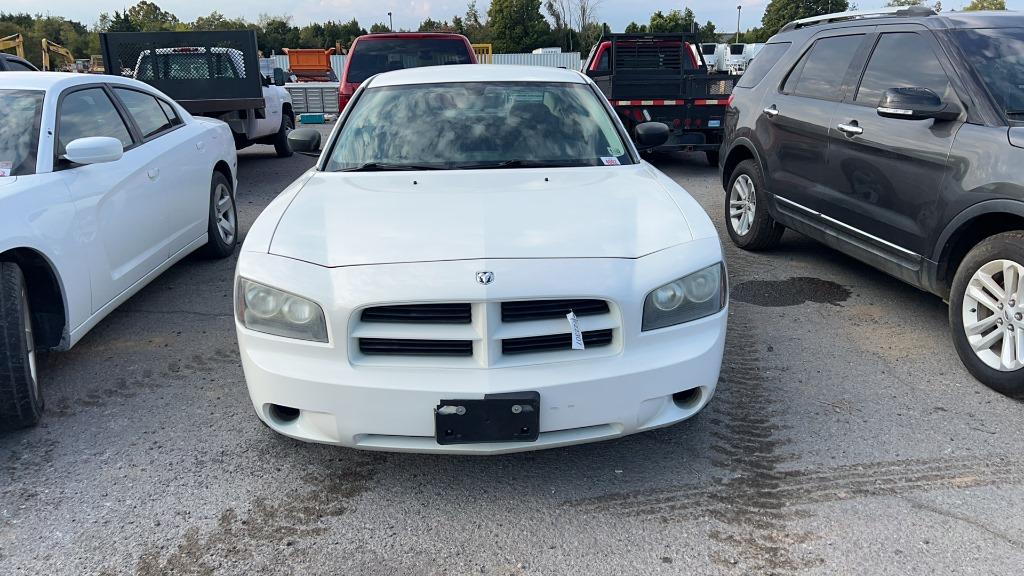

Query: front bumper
left=235, top=240, right=727, bottom=454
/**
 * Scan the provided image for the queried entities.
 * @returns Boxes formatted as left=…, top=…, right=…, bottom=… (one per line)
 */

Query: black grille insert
left=502, top=329, right=614, bottom=355
left=361, top=303, right=471, bottom=324
left=501, top=299, right=609, bottom=323
left=359, top=338, right=473, bottom=356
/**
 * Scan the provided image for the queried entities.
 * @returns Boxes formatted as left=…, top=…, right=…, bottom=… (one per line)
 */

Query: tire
left=949, top=231, right=1024, bottom=398
left=0, top=262, right=43, bottom=432
left=724, top=159, right=784, bottom=250
left=274, top=113, right=294, bottom=158
left=199, top=172, right=238, bottom=259
left=705, top=150, right=720, bottom=167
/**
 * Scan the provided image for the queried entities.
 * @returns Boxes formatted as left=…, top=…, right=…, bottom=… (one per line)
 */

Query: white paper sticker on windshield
left=601, top=157, right=621, bottom=166
left=0, top=162, right=12, bottom=177
left=567, top=310, right=585, bottom=350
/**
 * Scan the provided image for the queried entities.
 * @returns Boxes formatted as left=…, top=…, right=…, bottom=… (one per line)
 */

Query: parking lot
left=2, top=126, right=1023, bottom=575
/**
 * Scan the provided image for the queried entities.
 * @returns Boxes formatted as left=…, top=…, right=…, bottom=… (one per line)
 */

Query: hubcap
left=962, top=259, right=1024, bottom=371
left=214, top=183, right=236, bottom=245
left=22, top=287, right=37, bottom=396
left=730, top=174, right=756, bottom=236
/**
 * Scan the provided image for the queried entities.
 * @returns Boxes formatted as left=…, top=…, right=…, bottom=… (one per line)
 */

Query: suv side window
left=57, top=87, right=133, bottom=157
left=854, top=33, right=953, bottom=106
left=6, top=59, right=35, bottom=72
left=113, top=88, right=179, bottom=139
left=783, top=35, right=865, bottom=101
left=737, top=43, right=791, bottom=88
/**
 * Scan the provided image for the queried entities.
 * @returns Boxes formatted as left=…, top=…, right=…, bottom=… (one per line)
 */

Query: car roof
left=355, top=33, right=469, bottom=41
left=0, top=71, right=165, bottom=93
left=366, top=64, right=587, bottom=88
left=772, top=10, right=1024, bottom=40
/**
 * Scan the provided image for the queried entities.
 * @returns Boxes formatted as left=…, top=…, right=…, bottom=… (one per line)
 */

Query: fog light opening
left=269, top=404, right=301, bottom=423
left=672, top=387, right=702, bottom=409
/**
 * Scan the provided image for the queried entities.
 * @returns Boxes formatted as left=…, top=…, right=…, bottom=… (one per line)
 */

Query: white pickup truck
left=132, top=46, right=295, bottom=157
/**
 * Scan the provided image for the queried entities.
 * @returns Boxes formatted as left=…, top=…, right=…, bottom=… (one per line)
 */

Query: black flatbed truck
left=583, top=33, right=740, bottom=165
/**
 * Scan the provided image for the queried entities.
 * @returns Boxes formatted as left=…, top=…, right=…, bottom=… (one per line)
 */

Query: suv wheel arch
left=933, top=200, right=1024, bottom=297
left=722, top=139, right=763, bottom=191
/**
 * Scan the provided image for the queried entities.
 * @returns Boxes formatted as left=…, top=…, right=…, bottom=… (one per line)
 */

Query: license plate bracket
left=434, top=392, right=540, bottom=445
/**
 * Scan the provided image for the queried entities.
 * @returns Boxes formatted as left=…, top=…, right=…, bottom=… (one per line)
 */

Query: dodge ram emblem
left=476, top=271, right=495, bottom=285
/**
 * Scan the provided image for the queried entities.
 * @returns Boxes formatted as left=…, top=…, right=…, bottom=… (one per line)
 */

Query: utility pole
left=735, top=5, right=742, bottom=44
left=388, top=12, right=394, bottom=32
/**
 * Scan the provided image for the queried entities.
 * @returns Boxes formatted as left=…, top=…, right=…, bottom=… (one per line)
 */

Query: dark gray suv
left=720, top=8, right=1024, bottom=397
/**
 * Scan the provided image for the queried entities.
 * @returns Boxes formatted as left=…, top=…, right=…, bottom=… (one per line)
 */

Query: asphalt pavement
left=2, top=129, right=1023, bottom=575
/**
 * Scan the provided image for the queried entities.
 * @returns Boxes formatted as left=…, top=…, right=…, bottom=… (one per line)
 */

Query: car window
left=346, top=39, right=473, bottom=84
left=595, top=49, right=610, bottom=73
left=737, top=43, right=791, bottom=88
left=326, top=81, right=632, bottom=170
left=855, top=33, right=953, bottom=106
left=57, top=88, right=133, bottom=156
left=157, top=99, right=183, bottom=126
left=784, top=35, right=865, bottom=100
left=114, top=88, right=175, bottom=138
left=6, top=60, right=35, bottom=72
left=955, top=28, right=1024, bottom=122
left=0, top=90, right=44, bottom=176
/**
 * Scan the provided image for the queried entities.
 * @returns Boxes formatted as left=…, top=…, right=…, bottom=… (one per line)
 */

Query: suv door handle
left=763, top=106, right=779, bottom=118
left=147, top=168, right=160, bottom=180
left=837, top=122, right=863, bottom=136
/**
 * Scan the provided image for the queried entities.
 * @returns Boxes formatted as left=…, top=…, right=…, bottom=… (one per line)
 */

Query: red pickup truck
left=339, top=33, right=477, bottom=112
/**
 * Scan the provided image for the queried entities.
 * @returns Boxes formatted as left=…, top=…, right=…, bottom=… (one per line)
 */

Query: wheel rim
left=214, top=183, right=236, bottom=245
left=962, top=259, right=1024, bottom=372
left=730, top=174, right=756, bottom=236
left=22, top=287, right=37, bottom=396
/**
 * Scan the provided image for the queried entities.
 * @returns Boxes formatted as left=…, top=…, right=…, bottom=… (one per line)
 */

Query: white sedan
left=236, top=65, right=727, bottom=454
left=0, top=72, right=238, bottom=431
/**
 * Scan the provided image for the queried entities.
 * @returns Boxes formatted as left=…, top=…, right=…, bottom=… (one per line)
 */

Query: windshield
left=325, top=81, right=632, bottom=171
left=702, top=44, right=717, bottom=55
left=346, top=39, right=472, bottom=84
left=0, top=90, right=44, bottom=177
left=730, top=44, right=746, bottom=55
left=957, top=28, right=1024, bottom=122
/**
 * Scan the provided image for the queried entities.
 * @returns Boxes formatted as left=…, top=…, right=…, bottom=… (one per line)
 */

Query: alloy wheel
left=730, top=174, right=756, bottom=236
left=962, top=259, right=1024, bottom=371
left=214, top=183, right=236, bottom=246
left=22, top=287, right=37, bottom=397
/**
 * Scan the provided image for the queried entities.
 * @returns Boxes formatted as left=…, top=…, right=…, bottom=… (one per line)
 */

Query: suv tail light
left=727, top=94, right=735, bottom=108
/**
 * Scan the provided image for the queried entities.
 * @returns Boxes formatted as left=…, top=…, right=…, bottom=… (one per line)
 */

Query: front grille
left=361, top=303, right=471, bottom=324
left=359, top=338, right=473, bottom=356
left=352, top=299, right=620, bottom=366
left=502, top=329, right=614, bottom=355
left=501, top=299, right=609, bottom=322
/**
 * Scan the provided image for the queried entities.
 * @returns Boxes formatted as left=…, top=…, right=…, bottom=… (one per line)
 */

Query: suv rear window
left=783, top=35, right=864, bottom=101
left=737, top=43, right=791, bottom=88
left=346, top=38, right=472, bottom=84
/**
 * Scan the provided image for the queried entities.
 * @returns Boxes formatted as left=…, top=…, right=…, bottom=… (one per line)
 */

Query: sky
left=7, top=0, right=1024, bottom=35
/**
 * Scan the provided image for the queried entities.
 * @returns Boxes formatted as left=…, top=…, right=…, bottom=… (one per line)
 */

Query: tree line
left=2, top=0, right=1007, bottom=68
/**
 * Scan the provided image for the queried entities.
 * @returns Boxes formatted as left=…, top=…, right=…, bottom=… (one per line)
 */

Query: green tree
left=257, top=14, right=300, bottom=54
left=964, top=0, right=1005, bottom=9
left=125, top=1, right=180, bottom=32
left=698, top=20, right=717, bottom=43
left=369, top=22, right=390, bottom=34
left=624, top=21, right=647, bottom=33
left=761, top=0, right=850, bottom=39
left=487, top=0, right=550, bottom=53
left=648, top=9, right=697, bottom=34
left=462, top=1, right=491, bottom=44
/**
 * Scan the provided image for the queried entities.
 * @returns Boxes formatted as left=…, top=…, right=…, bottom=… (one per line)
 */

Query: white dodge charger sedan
left=1, top=73, right=238, bottom=431
left=236, top=65, right=727, bottom=453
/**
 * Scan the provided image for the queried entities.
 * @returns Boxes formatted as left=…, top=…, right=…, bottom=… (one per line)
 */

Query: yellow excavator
left=41, top=38, right=76, bottom=72
left=0, top=33, right=26, bottom=59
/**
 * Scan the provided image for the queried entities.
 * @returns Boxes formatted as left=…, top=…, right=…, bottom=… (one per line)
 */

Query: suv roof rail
left=779, top=6, right=936, bottom=32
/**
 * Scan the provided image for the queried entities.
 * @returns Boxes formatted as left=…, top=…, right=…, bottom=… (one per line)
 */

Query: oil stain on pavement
left=731, top=277, right=851, bottom=307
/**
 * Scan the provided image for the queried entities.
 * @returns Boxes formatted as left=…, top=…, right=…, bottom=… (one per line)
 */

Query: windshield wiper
left=336, top=162, right=446, bottom=172
left=453, top=159, right=596, bottom=170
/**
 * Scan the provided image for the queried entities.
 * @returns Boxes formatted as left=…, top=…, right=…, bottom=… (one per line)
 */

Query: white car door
left=111, top=87, right=208, bottom=256
left=255, top=84, right=282, bottom=139
left=56, top=85, right=173, bottom=313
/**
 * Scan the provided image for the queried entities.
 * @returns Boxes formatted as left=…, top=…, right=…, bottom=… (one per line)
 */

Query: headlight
left=642, top=263, right=726, bottom=331
left=236, top=278, right=328, bottom=342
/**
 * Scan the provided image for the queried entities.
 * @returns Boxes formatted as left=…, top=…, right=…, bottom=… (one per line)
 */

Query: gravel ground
left=2, top=127, right=1023, bottom=575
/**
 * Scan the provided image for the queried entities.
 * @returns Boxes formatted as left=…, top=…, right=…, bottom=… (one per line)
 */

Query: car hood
left=269, top=165, right=695, bottom=267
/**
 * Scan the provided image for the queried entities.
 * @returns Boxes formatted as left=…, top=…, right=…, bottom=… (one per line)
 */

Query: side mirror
left=877, top=87, right=961, bottom=121
left=273, top=67, right=287, bottom=87
left=64, top=137, right=123, bottom=165
left=634, top=122, right=670, bottom=149
left=288, top=128, right=322, bottom=157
